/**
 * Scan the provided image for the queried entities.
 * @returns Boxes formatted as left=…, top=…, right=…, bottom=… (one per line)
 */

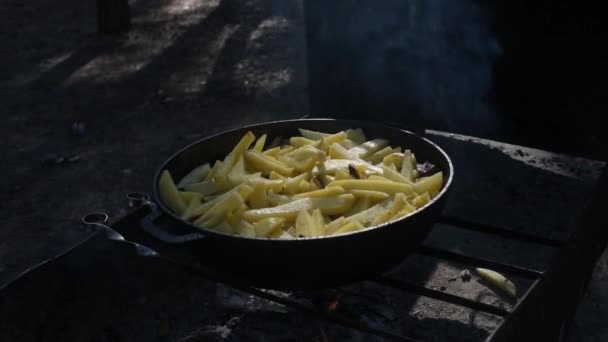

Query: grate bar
left=371, top=276, right=510, bottom=317
left=160, top=258, right=421, bottom=342
left=416, top=246, right=544, bottom=279
left=439, top=215, right=565, bottom=248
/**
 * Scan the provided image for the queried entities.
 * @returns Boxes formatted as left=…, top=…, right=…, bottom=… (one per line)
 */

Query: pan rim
left=152, top=118, right=454, bottom=242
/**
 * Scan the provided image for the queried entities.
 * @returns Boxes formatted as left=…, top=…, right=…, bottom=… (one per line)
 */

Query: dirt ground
left=1, top=0, right=606, bottom=340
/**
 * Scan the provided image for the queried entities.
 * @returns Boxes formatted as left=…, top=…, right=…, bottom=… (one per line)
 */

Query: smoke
left=306, top=0, right=504, bottom=137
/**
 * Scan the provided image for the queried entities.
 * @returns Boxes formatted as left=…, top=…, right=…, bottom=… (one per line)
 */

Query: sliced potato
left=329, top=143, right=359, bottom=160
left=381, top=165, right=414, bottom=185
left=253, top=134, right=267, bottom=152
left=311, top=194, right=355, bottom=215
left=243, top=198, right=313, bottom=222
left=476, top=268, right=517, bottom=298
left=159, top=170, right=187, bottom=214
left=245, top=150, right=294, bottom=176
left=333, top=219, right=364, bottom=235
left=349, top=139, right=389, bottom=159
left=344, top=196, right=371, bottom=217
left=214, top=131, right=256, bottom=189
left=414, top=172, right=444, bottom=198
left=248, top=184, right=269, bottom=209
left=329, top=179, right=414, bottom=196
left=298, top=128, right=330, bottom=141
left=293, top=186, right=345, bottom=199
left=345, top=128, right=366, bottom=144
left=267, top=191, right=293, bottom=206
left=413, top=192, right=431, bottom=208
left=349, top=190, right=390, bottom=203
left=177, top=163, right=211, bottom=188
left=254, top=217, right=285, bottom=237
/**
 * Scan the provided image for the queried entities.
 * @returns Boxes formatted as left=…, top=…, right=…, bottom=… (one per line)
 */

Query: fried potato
left=160, top=127, right=445, bottom=238
left=159, top=170, right=187, bottom=214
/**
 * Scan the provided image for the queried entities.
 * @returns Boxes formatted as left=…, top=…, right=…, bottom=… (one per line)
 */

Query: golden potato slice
left=381, top=165, right=414, bottom=185
left=179, top=191, right=203, bottom=204
left=350, top=190, right=390, bottom=203
left=262, top=146, right=281, bottom=156
left=344, top=196, right=371, bottom=217
left=253, top=217, right=285, bottom=237
left=276, top=146, right=295, bottom=156
left=293, top=186, right=345, bottom=199
left=295, top=210, right=315, bottom=237
left=267, top=191, right=293, bottom=206
left=312, top=159, right=383, bottom=176
left=476, top=268, right=517, bottom=298
left=334, top=168, right=352, bottom=180
left=337, top=139, right=358, bottom=150
left=414, top=172, right=444, bottom=198
left=253, top=134, right=267, bottom=152
left=365, top=146, right=395, bottom=165
left=329, top=179, right=414, bottom=196
left=181, top=196, right=203, bottom=220
left=329, top=142, right=359, bottom=160
left=243, top=198, right=313, bottom=222
left=349, top=139, right=389, bottom=159
left=159, top=170, right=187, bottom=214
left=298, top=128, right=330, bottom=140
left=325, top=216, right=347, bottom=235
left=283, top=172, right=312, bottom=195
left=244, top=150, right=294, bottom=176
left=177, top=163, right=211, bottom=188
left=345, top=128, right=366, bottom=144
left=401, top=150, right=414, bottom=180
left=345, top=203, right=386, bottom=226
left=248, top=183, right=269, bottom=209
left=232, top=219, right=255, bottom=238
left=370, top=209, right=394, bottom=226
left=214, top=132, right=256, bottom=189
left=204, top=160, right=223, bottom=181
left=289, top=136, right=315, bottom=147
left=333, top=219, right=364, bottom=235
left=189, top=184, right=253, bottom=218
left=194, top=190, right=247, bottom=227
left=312, top=194, right=356, bottom=215
left=244, top=176, right=283, bottom=192
left=413, top=192, right=431, bottom=208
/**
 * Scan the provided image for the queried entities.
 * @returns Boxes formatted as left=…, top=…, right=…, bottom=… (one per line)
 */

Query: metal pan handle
left=81, top=212, right=159, bottom=257
left=140, top=209, right=207, bottom=244
left=128, top=192, right=207, bottom=244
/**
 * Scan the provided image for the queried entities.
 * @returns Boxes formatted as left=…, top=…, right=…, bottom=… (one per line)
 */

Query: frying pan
left=144, top=119, right=454, bottom=290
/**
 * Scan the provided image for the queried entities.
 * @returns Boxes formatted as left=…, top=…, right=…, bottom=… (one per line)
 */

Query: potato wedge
left=254, top=217, right=285, bottom=237
left=214, top=131, right=256, bottom=189
left=243, top=198, right=313, bottom=221
left=333, top=219, right=364, bottom=235
left=245, top=150, right=294, bottom=176
left=253, top=134, right=267, bottom=152
left=293, top=186, right=345, bottom=199
left=349, top=139, right=389, bottom=159
left=414, top=172, right=444, bottom=198
left=177, top=163, right=211, bottom=188
left=159, top=170, right=187, bottom=214
left=329, top=179, right=414, bottom=196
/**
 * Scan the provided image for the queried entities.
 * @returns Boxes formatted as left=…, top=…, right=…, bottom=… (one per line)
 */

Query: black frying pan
left=145, top=119, right=454, bottom=290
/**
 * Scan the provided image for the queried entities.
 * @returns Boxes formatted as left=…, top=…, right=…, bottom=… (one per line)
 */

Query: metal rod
left=416, top=246, right=544, bottom=279
left=439, top=215, right=565, bottom=248
left=371, top=276, right=510, bottom=317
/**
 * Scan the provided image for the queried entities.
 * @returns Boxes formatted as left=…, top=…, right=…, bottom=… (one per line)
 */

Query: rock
left=460, top=269, right=472, bottom=282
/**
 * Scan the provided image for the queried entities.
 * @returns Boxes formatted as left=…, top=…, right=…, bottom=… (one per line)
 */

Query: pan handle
left=140, top=209, right=207, bottom=244
left=81, top=212, right=159, bottom=257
